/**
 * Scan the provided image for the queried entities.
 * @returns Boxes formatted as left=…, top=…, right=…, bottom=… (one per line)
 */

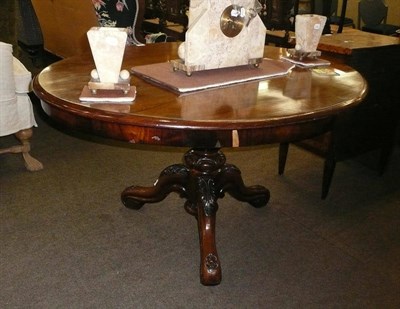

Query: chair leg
left=278, top=142, right=289, bottom=175
left=15, top=128, right=43, bottom=171
left=378, top=143, right=394, bottom=176
left=321, top=156, right=336, bottom=199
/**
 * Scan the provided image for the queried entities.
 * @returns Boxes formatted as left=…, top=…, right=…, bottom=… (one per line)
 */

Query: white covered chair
left=0, top=42, right=43, bottom=171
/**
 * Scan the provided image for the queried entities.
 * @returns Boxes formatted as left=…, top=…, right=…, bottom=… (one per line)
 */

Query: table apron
left=41, top=100, right=334, bottom=148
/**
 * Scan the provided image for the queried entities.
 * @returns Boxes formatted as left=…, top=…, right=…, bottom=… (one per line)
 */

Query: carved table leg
left=121, top=164, right=189, bottom=209
left=196, top=199, right=221, bottom=285
left=121, top=148, right=270, bottom=285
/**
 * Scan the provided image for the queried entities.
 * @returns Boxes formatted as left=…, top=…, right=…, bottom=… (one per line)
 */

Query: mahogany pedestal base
left=121, top=148, right=270, bottom=285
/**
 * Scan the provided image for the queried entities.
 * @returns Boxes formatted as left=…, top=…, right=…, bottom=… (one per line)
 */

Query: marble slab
left=178, top=0, right=266, bottom=71
left=132, top=58, right=294, bottom=93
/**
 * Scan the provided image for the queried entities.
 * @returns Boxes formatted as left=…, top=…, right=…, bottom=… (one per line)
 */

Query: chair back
left=262, top=0, right=298, bottom=47
left=358, top=0, right=388, bottom=28
left=31, top=0, right=99, bottom=58
left=314, top=0, right=337, bottom=16
left=262, top=0, right=297, bottom=31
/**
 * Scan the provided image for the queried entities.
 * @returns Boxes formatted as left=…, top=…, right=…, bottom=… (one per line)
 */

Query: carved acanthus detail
left=198, top=177, right=218, bottom=216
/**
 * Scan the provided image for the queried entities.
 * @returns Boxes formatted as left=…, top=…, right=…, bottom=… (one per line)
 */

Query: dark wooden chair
left=142, top=0, right=189, bottom=42
left=328, top=0, right=354, bottom=30
left=261, top=0, right=297, bottom=47
left=358, top=0, right=400, bottom=36
left=311, top=0, right=353, bottom=34
left=314, top=0, right=354, bottom=33
left=17, top=0, right=44, bottom=65
left=279, top=109, right=398, bottom=199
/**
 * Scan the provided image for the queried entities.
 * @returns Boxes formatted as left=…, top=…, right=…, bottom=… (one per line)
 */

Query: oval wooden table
left=33, top=43, right=367, bottom=285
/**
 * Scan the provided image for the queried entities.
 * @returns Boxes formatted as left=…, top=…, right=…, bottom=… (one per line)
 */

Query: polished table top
left=33, top=43, right=367, bottom=148
left=33, top=43, right=367, bottom=285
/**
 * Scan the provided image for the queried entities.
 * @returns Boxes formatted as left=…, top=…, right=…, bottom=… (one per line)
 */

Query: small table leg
left=121, top=148, right=270, bottom=285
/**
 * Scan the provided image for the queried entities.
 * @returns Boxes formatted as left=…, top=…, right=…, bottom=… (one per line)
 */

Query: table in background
left=316, top=28, right=400, bottom=171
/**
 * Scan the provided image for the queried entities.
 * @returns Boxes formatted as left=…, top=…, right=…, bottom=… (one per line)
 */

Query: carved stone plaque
left=175, top=0, right=266, bottom=73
